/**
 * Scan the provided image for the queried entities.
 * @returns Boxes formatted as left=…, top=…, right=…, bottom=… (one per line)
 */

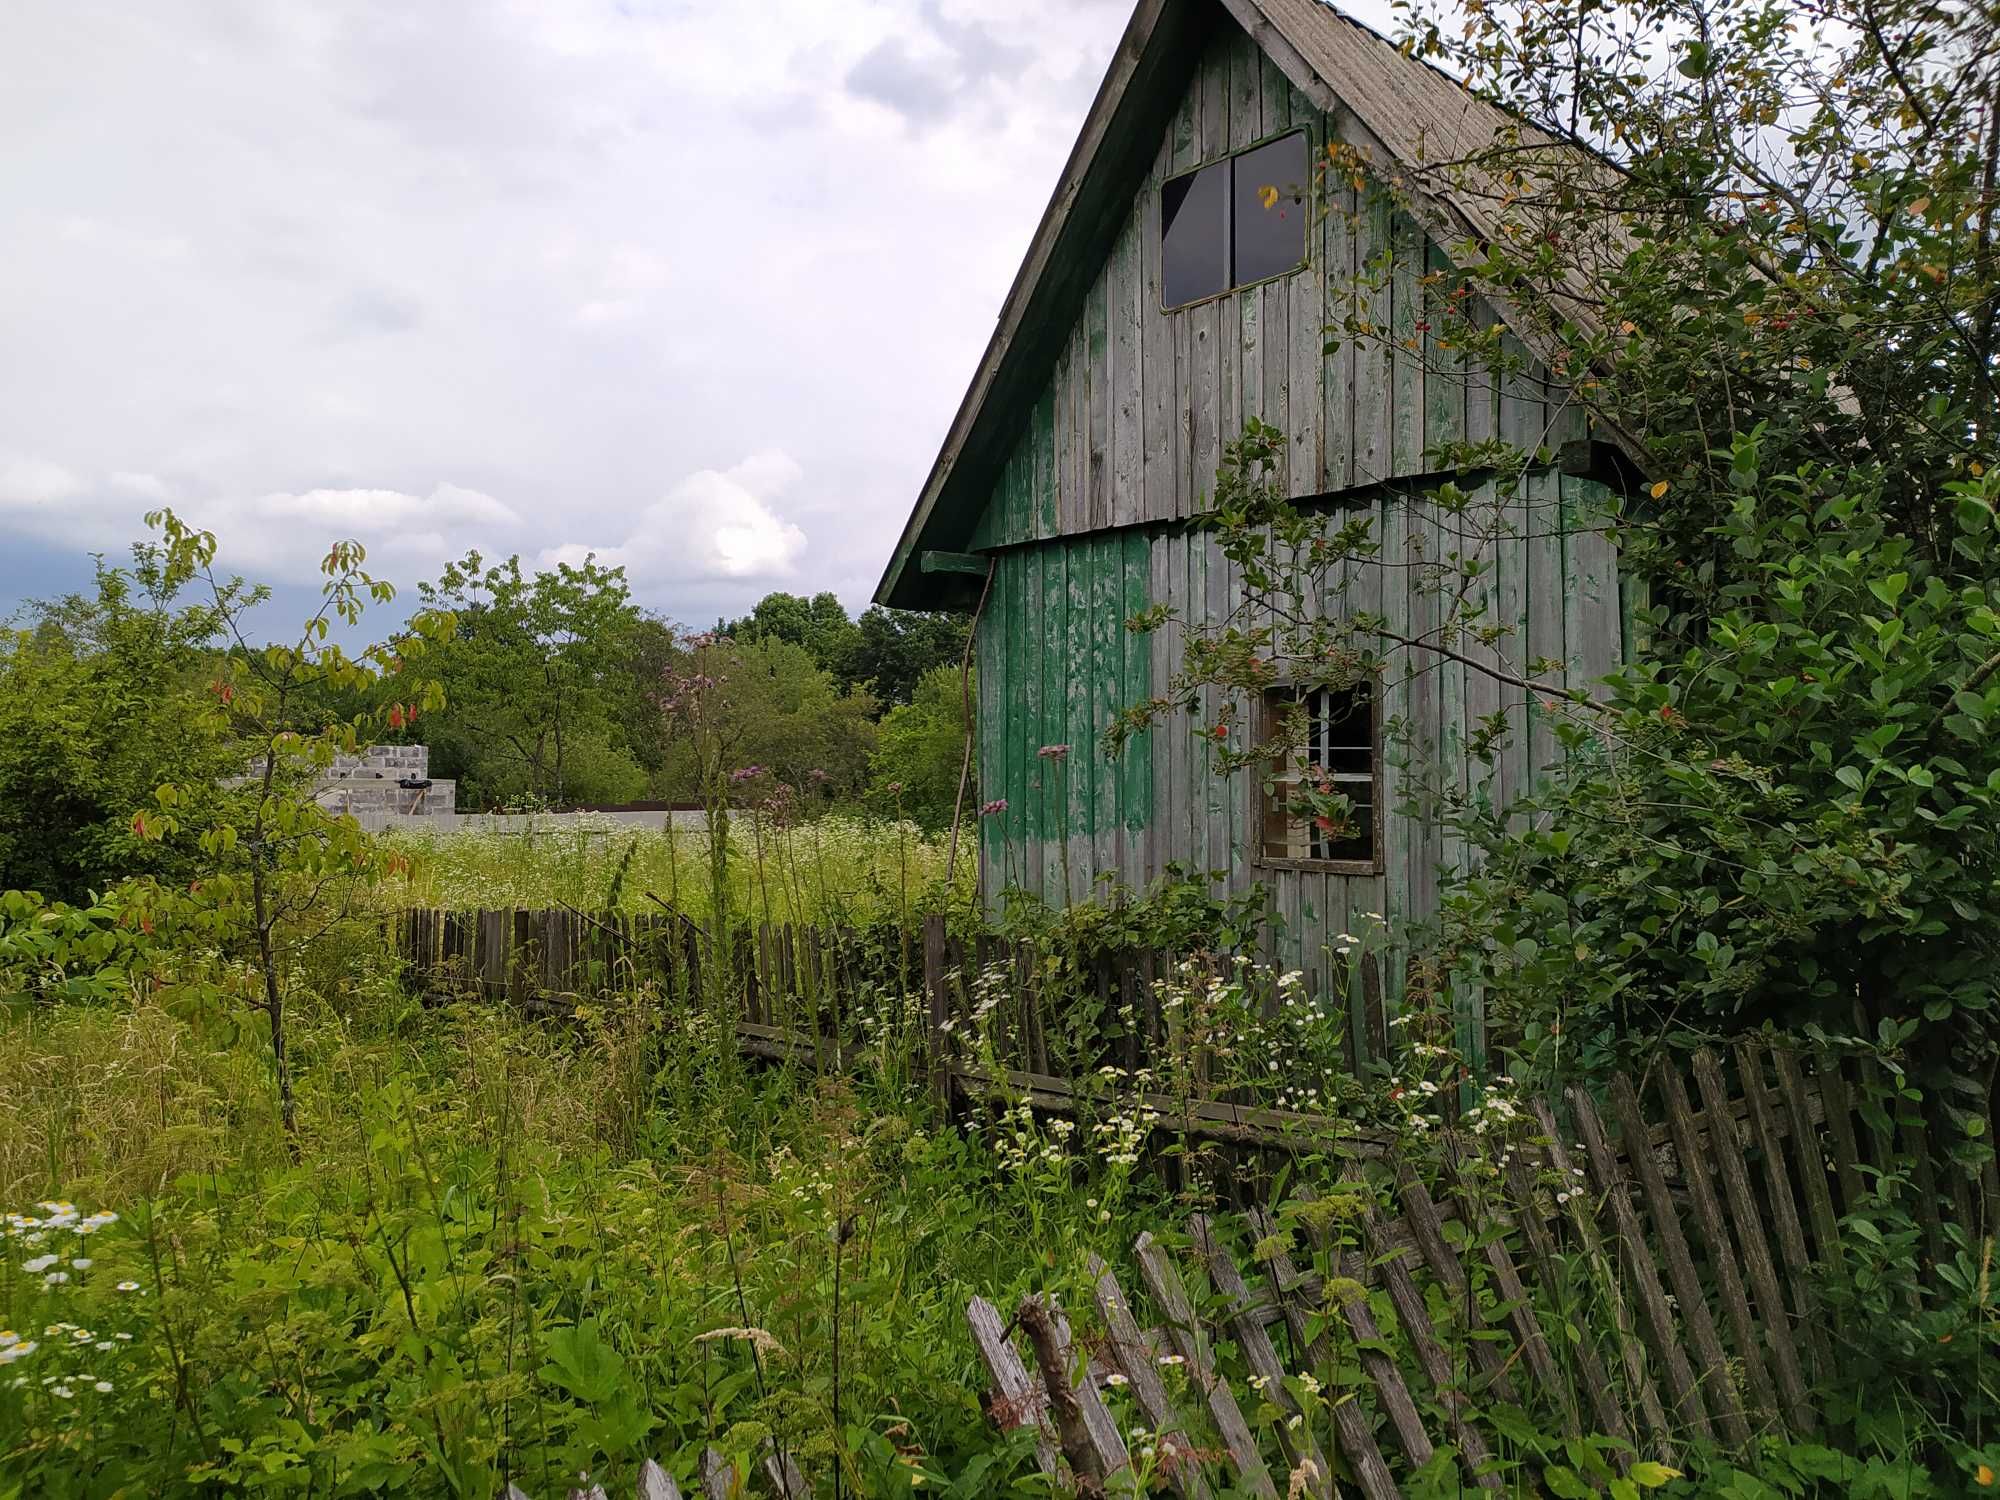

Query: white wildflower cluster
left=9, top=1202, right=121, bottom=1288
left=994, top=1099, right=1066, bottom=1177
left=1093, top=1097, right=1162, bottom=1169
left=1147, top=955, right=1351, bottom=1112
left=8, top=1323, right=134, bottom=1396
left=851, top=986, right=923, bottom=1048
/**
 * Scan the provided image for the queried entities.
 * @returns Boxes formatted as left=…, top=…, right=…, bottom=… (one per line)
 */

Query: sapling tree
left=137, top=512, right=452, bottom=1138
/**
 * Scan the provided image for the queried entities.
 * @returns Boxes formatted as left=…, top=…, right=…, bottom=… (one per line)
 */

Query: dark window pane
left=1232, top=132, right=1308, bottom=286
left=1162, top=160, right=1228, bottom=308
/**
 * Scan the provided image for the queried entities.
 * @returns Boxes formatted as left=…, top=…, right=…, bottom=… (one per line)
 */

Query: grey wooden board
left=966, top=1295, right=1061, bottom=1477
left=1090, top=1253, right=1215, bottom=1499
left=1135, top=1231, right=1279, bottom=1499
left=637, top=1459, right=682, bottom=1500
left=1186, top=1214, right=1341, bottom=1500
left=1019, top=1293, right=1132, bottom=1485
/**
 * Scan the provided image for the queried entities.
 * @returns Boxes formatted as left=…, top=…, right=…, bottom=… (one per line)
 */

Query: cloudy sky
left=0, top=0, right=1151, bottom=630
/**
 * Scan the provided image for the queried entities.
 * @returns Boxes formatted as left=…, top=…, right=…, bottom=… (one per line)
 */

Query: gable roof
left=874, top=0, right=1589, bottom=611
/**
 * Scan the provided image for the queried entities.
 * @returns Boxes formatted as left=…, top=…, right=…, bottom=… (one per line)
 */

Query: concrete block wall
left=316, top=744, right=454, bottom=820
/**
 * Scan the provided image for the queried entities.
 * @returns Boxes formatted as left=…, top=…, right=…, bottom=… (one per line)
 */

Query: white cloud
left=548, top=451, right=808, bottom=583
left=109, top=470, right=174, bottom=500
left=7, top=0, right=1378, bottom=621
left=0, top=455, right=83, bottom=511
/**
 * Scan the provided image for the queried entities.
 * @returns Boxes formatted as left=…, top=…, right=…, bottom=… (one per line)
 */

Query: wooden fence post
left=923, top=914, right=950, bottom=1108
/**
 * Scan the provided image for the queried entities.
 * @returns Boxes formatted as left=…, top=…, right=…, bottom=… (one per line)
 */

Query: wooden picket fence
left=393, top=910, right=1992, bottom=1494
left=395, top=906, right=1393, bottom=1093
left=502, top=1443, right=803, bottom=1500
left=966, top=1041, right=1993, bottom=1497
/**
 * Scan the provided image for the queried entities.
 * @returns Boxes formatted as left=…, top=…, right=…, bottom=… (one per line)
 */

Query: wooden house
left=873, top=0, right=1634, bottom=971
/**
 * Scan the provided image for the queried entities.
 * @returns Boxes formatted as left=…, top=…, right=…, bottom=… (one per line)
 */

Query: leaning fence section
left=966, top=1041, right=1996, bottom=1497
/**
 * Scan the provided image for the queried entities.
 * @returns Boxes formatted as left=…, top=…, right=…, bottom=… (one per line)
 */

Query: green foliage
left=0, top=967, right=1162, bottom=1499
left=381, top=814, right=967, bottom=926
left=868, top=665, right=973, bottom=830
left=655, top=634, right=878, bottom=805
left=414, top=551, right=647, bottom=809
left=1434, top=447, right=2000, bottom=1065
left=721, top=593, right=970, bottom=712
left=844, top=605, right=970, bottom=709
left=724, top=590, right=862, bottom=680
left=0, top=547, right=243, bottom=901
left=129, top=510, right=453, bottom=1135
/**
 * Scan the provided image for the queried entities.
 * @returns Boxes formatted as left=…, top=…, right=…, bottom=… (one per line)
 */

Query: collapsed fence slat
left=1569, top=1085, right=1715, bottom=1444
left=1017, top=1293, right=1132, bottom=1487
left=1655, top=1062, right=1785, bottom=1431
left=1185, top=1214, right=1353, bottom=1500
left=1734, top=1043, right=1833, bottom=1384
left=1607, top=1073, right=1750, bottom=1448
left=1529, top=1101, right=1676, bottom=1457
left=1689, top=1050, right=1816, bottom=1434
left=1334, top=1180, right=1505, bottom=1490
left=965, top=1295, right=1061, bottom=1479
left=1498, top=1154, right=1633, bottom=1457
left=1134, top=1231, right=1279, bottom=1500
left=1088, top=1254, right=1215, bottom=1500
left=1246, top=1204, right=1438, bottom=1479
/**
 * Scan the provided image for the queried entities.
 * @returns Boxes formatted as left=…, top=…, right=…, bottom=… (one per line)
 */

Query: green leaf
left=1629, top=1461, right=1684, bottom=1488
left=1868, top=572, right=1909, bottom=607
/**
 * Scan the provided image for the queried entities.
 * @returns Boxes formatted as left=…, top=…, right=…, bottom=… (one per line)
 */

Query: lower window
left=1257, top=682, right=1379, bottom=870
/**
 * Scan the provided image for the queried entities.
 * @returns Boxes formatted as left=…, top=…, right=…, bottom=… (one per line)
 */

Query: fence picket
left=1088, top=1254, right=1214, bottom=1499
left=1735, top=1044, right=1832, bottom=1382
left=1655, top=1063, right=1783, bottom=1430
left=1529, top=1101, right=1675, bottom=1455
left=1690, top=1049, right=1815, bottom=1433
left=1017, top=1294, right=1132, bottom=1486
left=966, top=1295, right=1061, bottom=1478
left=1134, top=1231, right=1281, bottom=1500
left=1569, top=1086, right=1714, bottom=1443
left=1185, top=1215, right=1348, bottom=1499
left=1391, top=1168, right=1521, bottom=1407
left=636, top=1458, right=682, bottom=1500
left=1247, top=1204, right=1437, bottom=1475
left=1336, top=1183, right=1505, bottom=1489
left=1770, top=1050, right=1843, bottom=1263
left=1498, top=1155, right=1633, bottom=1454
left=1607, top=1074, right=1748, bottom=1447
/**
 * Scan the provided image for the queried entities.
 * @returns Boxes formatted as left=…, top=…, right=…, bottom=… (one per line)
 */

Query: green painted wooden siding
left=976, top=532, right=1155, bottom=896
left=978, top=472, right=1623, bottom=963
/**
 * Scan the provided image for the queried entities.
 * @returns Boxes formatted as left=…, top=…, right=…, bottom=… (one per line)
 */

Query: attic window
left=1257, top=680, right=1379, bottom=871
left=1161, top=130, right=1308, bottom=309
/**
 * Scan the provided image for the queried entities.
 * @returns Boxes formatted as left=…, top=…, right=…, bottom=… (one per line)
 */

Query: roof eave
left=874, top=0, right=1214, bottom=611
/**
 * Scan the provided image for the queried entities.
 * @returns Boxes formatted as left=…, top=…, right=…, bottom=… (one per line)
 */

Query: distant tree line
left=0, top=545, right=974, bottom=902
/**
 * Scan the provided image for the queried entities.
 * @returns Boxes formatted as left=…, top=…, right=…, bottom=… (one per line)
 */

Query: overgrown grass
left=0, top=922, right=1170, bottom=1499
left=379, top=813, right=971, bottom=926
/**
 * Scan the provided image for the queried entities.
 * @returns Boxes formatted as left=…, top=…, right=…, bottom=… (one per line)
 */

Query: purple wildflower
left=979, top=798, right=1008, bottom=817
left=1036, top=743, right=1072, bottom=762
left=729, top=765, right=765, bottom=784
